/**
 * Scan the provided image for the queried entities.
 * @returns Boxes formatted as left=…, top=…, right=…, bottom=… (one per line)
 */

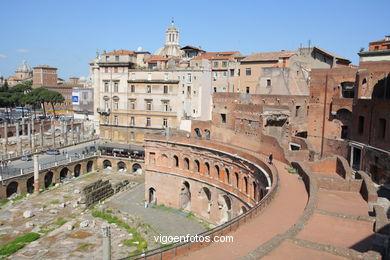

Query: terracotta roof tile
left=144, top=55, right=169, bottom=63
left=105, top=49, right=134, bottom=55
left=241, top=51, right=297, bottom=62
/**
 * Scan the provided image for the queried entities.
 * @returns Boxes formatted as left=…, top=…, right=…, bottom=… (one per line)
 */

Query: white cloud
left=0, top=54, right=7, bottom=59
left=15, top=49, right=30, bottom=53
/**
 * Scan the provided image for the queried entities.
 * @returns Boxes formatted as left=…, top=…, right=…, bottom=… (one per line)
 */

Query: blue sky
left=0, top=0, right=389, bottom=80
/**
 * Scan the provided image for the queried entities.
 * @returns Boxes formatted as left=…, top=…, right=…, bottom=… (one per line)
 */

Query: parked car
left=46, top=149, right=60, bottom=155
left=21, top=155, right=32, bottom=161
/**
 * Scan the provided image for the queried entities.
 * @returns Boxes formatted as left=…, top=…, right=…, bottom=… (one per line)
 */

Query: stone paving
left=0, top=167, right=208, bottom=260
left=108, top=183, right=206, bottom=237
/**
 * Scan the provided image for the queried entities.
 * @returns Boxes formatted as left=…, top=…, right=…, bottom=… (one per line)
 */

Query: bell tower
left=165, top=19, right=179, bottom=46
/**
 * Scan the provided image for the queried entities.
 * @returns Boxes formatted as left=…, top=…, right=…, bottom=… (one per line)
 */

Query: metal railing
left=0, top=153, right=98, bottom=182
left=120, top=164, right=279, bottom=260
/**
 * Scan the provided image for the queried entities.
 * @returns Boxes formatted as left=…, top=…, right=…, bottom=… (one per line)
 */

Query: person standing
left=268, top=153, right=273, bottom=165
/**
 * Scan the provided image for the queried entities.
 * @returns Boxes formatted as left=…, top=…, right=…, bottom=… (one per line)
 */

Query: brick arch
left=86, top=160, right=94, bottom=173
left=224, top=168, right=230, bottom=184
left=44, top=171, right=54, bottom=188
left=60, top=167, right=69, bottom=181
left=204, top=162, right=210, bottom=176
left=194, top=159, right=200, bottom=173
left=183, top=157, right=190, bottom=171
left=117, top=161, right=126, bottom=172
left=199, top=186, right=212, bottom=217
left=74, top=164, right=82, bottom=177
left=243, top=176, right=248, bottom=194
left=6, top=181, right=18, bottom=197
left=26, top=177, right=34, bottom=194
left=103, top=160, right=112, bottom=169
left=173, top=155, right=179, bottom=168
left=214, top=164, right=220, bottom=180
left=159, top=154, right=169, bottom=167
left=234, top=172, right=240, bottom=188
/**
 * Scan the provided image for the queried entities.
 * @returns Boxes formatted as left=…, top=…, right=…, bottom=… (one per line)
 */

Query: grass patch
left=0, top=232, right=40, bottom=257
left=50, top=199, right=60, bottom=204
left=285, top=166, right=298, bottom=174
left=53, top=217, right=67, bottom=227
left=92, top=210, right=147, bottom=253
left=11, top=194, right=26, bottom=202
left=0, top=199, right=9, bottom=207
left=38, top=226, right=54, bottom=235
left=77, top=243, right=92, bottom=250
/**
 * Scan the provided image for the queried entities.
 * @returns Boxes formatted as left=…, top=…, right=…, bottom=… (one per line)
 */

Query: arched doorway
left=103, top=160, right=112, bottom=169
left=60, top=168, right=69, bottom=181
left=86, top=161, right=93, bottom=173
left=132, top=163, right=142, bottom=174
left=194, top=160, right=200, bottom=173
left=239, top=206, right=248, bottom=215
left=180, top=182, right=191, bottom=210
left=117, top=161, right=126, bottom=172
left=219, top=195, right=232, bottom=224
left=148, top=188, right=156, bottom=205
left=215, top=165, right=220, bottom=179
left=6, top=182, right=18, bottom=197
left=74, top=164, right=81, bottom=177
left=26, top=177, right=34, bottom=194
left=194, top=128, right=202, bottom=139
left=199, top=187, right=212, bottom=216
left=173, top=155, right=179, bottom=167
left=44, top=172, right=53, bottom=188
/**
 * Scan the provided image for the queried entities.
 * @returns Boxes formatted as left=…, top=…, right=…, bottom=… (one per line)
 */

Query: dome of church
left=155, top=21, right=183, bottom=57
left=16, top=60, right=31, bottom=73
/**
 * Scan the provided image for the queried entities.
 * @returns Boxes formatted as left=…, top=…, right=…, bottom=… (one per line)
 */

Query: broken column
left=33, top=154, right=39, bottom=193
left=102, top=225, right=111, bottom=260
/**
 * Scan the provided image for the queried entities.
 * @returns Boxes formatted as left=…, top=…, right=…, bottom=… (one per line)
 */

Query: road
left=2, top=140, right=97, bottom=175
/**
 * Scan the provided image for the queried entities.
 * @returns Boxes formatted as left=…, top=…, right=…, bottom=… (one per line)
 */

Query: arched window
left=205, top=162, right=210, bottom=175
left=225, top=168, right=230, bottom=184
left=173, top=155, right=179, bottom=167
left=215, top=165, right=220, bottom=179
left=235, top=172, right=239, bottom=188
left=184, top=157, right=190, bottom=170
left=243, top=177, right=248, bottom=194
left=194, top=160, right=200, bottom=172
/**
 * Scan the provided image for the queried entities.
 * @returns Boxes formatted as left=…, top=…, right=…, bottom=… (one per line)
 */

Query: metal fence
left=120, top=164, right=279, bottom=260
left=0, top=153, right=98, bottom=182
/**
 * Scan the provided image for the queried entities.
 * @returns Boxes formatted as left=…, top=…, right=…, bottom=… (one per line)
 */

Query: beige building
left=91, top=23, right=213, bottom=145
left=237, top=47, right=351, bottom=95
left=7, top=60, right=33, bottom=87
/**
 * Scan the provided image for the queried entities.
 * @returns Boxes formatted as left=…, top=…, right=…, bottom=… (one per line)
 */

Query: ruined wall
left=307, top=67, right=358, bottom=156
left=81, top=179, right=114, bottom=207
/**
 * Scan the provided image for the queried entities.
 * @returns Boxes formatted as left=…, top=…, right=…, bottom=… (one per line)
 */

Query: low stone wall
left=356, top=171, right=378, bottom=203
left=80, top=179, right=114, bottom=207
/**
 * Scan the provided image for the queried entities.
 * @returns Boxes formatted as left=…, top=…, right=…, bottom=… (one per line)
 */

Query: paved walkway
left=108, top=183, right=206, bottom=237
left=179, top=160, right=308, bottom=260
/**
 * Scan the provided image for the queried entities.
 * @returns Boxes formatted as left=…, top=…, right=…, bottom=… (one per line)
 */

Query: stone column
left=63, top=122, right=68, bottom=146
left=21, top=118, right=26, bottom=136
left=71, top=121, right=75, bottom=144
left=40, top=122, right=44, bottom=148
left=76, top=126, right=81, bottom=143
left=27, top=120, right=31, bottom=150
left=33, top=155, right=39, bottom=193
left=81, top=122, right=85, bottom=142
left=16, top=122, right=22, bottom=155
left=3, top=121, right=8, bottom=154
left=31, top=119, right=35, bottom=152
left=102, top=225, right=111, bottom=260
left=51, top=119, right=55, bottom=147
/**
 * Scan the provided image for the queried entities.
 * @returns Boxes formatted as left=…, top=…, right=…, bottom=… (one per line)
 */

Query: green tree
left=45, top=90, right=65, bottom=116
